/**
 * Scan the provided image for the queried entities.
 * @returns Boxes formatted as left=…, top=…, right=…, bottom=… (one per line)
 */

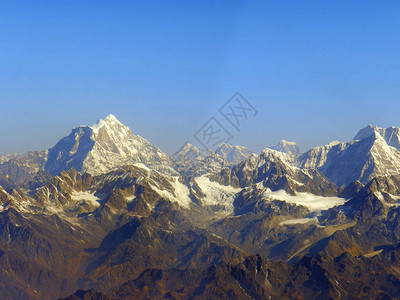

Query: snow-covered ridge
left=172, top=142, right=253, bottom=177
left=0, top=153, right=19, bottom=164
left=296, top=125, right=400, bottom=187
left=3, top=116, right=400, bottom=195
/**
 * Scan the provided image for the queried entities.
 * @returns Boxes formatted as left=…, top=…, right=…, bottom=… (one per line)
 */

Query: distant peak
left=271, top=140, right=301, bottom=155
left=279, top=140, right=297, bottom=146
left=218, top=143, right=232, bottom=150
left=182, top=143, right=198, bottom=151
left=183, top=142, right=194, bottom=148
left=217, top=143, right=249, bottom=151
left=173, top=142, right=201, bottom=156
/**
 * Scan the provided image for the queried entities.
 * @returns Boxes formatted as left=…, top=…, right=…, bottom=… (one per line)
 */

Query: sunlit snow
left=194, top=176, right=241, bottom=212
left=262, top=189, right=345, bottom=211
left=125, top=195, right=136, bottom=202
left=279, top=217, right=318, bottom=226
left=71, top=191, right=101, bottom=207
left=149, top=177, right=192, bottom=208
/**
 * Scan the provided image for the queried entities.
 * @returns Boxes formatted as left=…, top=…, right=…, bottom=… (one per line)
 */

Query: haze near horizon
left=1, top=1, right=400, bottom=155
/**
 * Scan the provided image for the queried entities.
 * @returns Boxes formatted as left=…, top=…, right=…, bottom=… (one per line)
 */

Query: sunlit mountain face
left=2, top=116, right=400, bottom=299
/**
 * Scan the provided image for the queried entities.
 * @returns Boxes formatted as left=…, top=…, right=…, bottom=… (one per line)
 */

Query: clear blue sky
left=1, top=1, right=400, bottom=154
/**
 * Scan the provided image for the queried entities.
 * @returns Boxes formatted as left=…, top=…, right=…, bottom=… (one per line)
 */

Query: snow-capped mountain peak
left=44, top=115, right=174, bottom=176
left=353, top=124, right=383, bottom=141
left=215, top=143, right=253, bottom=164
left=171, top=142, right=252, bottom=177
left=91, top=114, right=124, bottom=133
left=104, top=113, right=119, bottom=122
left=178, top=143, right=204, bottom=157
left=298, top=125, right=400, bottom=187
left=89, top=115, right=141, bottom=157
left=354, top=124, right=400, bottom=151
left=271, top=140, right=301, bottom=155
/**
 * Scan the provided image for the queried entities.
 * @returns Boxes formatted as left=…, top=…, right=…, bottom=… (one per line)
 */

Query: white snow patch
left=375, top=192, right=385, bottom=202
left=173, top=178, right=192, bottom=208
left=71, top=191, right=101, bottom=207
left=262, top=189, right=345, bottom=211
left=289, top=179, right=305, bottom=186
left=279, top=217, right=318, bottom=226
left=194, top=176, right=241, bottom=212
left=125, top=195, right=136, bottom=202
left=149, top=177, right=192, bottom=208
left=132, top=162, right=151, bottom=172
left=147, top=176, right=241, bottom=211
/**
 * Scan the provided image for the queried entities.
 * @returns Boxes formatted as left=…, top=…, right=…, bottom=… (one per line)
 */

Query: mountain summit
left=215, top=143, right=253, bottom=164
left=45, top=114, right=173, bottom=175
left=271, top=140, right=301, bottom=155
left=298, top=125, right=400, bottom=187
left=353, top=124, right=400, bottom=150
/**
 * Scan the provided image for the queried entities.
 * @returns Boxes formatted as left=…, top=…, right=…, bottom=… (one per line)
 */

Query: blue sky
left=1, top=1, right=400, bottom=154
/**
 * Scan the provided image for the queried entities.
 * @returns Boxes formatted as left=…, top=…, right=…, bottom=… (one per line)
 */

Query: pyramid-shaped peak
left=353, top=124, right=384, bottom=141
left=215, top=143, right=252, bottom=164
left=104, top=114, right=119, bottom=122
left=353, top=125, right=400, bottom=146
left=45, top=114, right=173, bottom=176
left=271, top=140, right=301, bottom=155
left=96, top=114, right=123, bottom=125
left=91, top=114, right=126, bottom=133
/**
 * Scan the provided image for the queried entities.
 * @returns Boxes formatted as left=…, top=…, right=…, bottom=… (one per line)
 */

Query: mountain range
left=1, top=115, right=400, bottom=299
